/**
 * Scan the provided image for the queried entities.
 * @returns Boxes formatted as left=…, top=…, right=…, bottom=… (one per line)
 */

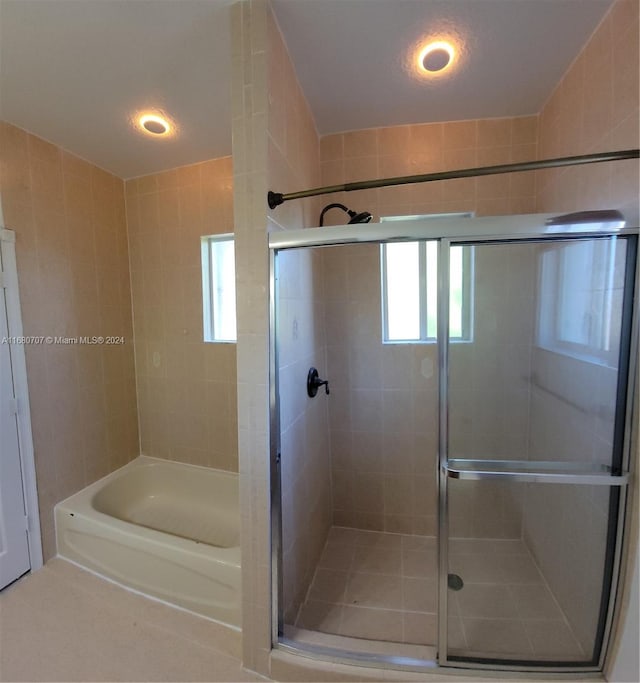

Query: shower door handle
left=443, top=459, right=629, bottom=486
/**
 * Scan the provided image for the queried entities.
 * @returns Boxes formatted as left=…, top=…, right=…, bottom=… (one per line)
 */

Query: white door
left=0, top=246, right=30, bottom=589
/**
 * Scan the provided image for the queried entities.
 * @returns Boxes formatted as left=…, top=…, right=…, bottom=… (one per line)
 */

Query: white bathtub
left=55, top=456, right=241, bottom=628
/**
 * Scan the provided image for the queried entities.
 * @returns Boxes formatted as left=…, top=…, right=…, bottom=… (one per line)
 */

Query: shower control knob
left=307, top=367, right=330, bottom=398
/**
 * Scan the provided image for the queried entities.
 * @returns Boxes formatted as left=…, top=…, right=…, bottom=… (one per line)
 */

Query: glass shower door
left=441, top=236, right=634, bottom=668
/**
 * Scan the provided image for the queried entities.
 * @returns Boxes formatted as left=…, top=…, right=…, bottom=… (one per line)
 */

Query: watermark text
left=1, top=336, right=125, bottom=345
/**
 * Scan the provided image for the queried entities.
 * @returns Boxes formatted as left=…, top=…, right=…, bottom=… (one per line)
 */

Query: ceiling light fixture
left=418, top=41, right=455, bottom=74
left=138, top=113, right=171, bottom=136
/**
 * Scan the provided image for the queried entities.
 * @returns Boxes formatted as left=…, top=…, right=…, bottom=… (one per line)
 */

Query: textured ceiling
left=0, top=0, right=232, bottom=178
left=271, top=0, right=613, bottom=134
left=0, top=0, right=613, bottom=178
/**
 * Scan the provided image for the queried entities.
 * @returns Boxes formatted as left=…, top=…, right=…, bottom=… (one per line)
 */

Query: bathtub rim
left=54, top=455, right=242, bottom=630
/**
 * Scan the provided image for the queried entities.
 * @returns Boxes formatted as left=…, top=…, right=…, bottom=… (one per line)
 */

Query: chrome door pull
left=443, top=460, right=629, bottom=486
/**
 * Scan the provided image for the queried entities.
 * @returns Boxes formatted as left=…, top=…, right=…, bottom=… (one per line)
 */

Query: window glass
left=202, top=234, right=237, bottom=342
left=537, top=237, right=622, bottom=365
left=385, top=242, right=421, bottom=340
left=381, top=240, right=473, bottom=343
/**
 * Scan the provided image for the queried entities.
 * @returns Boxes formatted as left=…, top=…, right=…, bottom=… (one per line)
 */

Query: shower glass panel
left=275, top=246, right=334, bottom=631
left=443, top=236, right=632, bottom=667
left=271, top=216, right=636, bottom=674
left=275, top=239, right=440, bottom=653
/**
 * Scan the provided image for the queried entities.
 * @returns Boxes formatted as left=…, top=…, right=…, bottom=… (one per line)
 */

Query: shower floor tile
left=295, top=526, right=585, bottom=659
left=295, top=527, right=438, bottom=646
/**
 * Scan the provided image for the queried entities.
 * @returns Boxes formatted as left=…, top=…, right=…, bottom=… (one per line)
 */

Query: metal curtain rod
left=267, top=149, right=640, bottom=209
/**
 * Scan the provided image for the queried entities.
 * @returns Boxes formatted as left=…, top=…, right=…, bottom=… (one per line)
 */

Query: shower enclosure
left=268, top=212, right=637, bottom=674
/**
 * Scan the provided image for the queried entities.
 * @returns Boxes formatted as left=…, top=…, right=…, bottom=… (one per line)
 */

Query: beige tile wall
left=535, top=0, right=639, bottom=223
left=526, top=0, right=639, bottom=657
left=0, top=122, right=138, bottom=560
left=320, top=117, right=539, bottom=537
left=524, top=349, right=618, bottom=656
left=232, top=0, right=327, bottom=672
left=232, top=0, right=274, bottom=673
left=447, top=242, right=538, bottom=540
left=278, top=248, right=332, bottom=624
left=323, top=243, right=439, bottom=536
left=323, top=241, right=533, bottom=538
left=319, top=115, right=539, bottom=227
left=266, top=7, right=332, bottom=627
left=124, top=158, right=238, bottom=471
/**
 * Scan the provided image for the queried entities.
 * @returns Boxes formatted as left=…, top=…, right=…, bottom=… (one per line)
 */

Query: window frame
left=379, top=213, right=474, bottom=344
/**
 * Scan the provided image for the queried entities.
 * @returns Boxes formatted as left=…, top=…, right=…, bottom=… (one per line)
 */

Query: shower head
left=319, top=202, right=373, bottom=227
left=348, top=210, right=373, bottom=225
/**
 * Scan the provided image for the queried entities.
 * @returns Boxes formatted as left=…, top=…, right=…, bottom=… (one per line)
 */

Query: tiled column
left=231, top=0, right=272, bottom=675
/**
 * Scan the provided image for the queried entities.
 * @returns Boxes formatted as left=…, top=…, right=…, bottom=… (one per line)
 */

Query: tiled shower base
left=294, top=526, right=585, bottom=660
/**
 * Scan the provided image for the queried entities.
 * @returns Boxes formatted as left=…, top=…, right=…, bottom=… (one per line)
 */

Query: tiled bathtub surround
left=124, top=158, right=238, bottom=471
left=0, top=122, right=138, bottom=560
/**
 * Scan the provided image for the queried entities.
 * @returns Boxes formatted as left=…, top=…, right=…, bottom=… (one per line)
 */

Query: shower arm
left=267, top=149, right=640, bottom=209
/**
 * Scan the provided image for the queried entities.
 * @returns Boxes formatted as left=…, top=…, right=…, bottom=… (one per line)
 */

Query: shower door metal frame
left=268, top=213, right=638, bottom=676
left=437, top=232, right=637, bottom=673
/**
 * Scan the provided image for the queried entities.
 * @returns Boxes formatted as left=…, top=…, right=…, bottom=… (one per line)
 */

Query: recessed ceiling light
left=139, top=113, right=171, bottom=136
left=418, top=41, right=455, bottom=74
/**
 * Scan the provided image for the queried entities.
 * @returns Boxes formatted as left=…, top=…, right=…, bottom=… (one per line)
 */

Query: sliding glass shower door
left=440, top=235, right=635, bottom=669
left=269, top=213, right=637, bottom=674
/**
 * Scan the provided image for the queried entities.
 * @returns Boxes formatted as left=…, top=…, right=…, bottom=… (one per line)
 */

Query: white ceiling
left=0, top=0, right=613, bottom=179
left=271, top=0, right=614, bottom=134
left=0, top=0, right=233, bottom=179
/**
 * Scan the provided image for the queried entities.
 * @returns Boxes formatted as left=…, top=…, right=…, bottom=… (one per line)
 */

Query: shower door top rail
left=268, top=212, right=635, bottom=251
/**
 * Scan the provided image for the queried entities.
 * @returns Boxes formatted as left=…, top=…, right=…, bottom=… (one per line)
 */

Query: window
left=379, top=215, right=474, bottom=344
left=381, top=241, right=473, bottom=343
left=201, top=234, right=236, bottom=342
left=537, top=238, right=620, bottom=365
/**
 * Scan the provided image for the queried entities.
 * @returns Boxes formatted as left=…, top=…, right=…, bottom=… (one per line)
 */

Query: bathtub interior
left=92, top=460, right=239, bottom=548
left=55, top=457, right=242, bottom=627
